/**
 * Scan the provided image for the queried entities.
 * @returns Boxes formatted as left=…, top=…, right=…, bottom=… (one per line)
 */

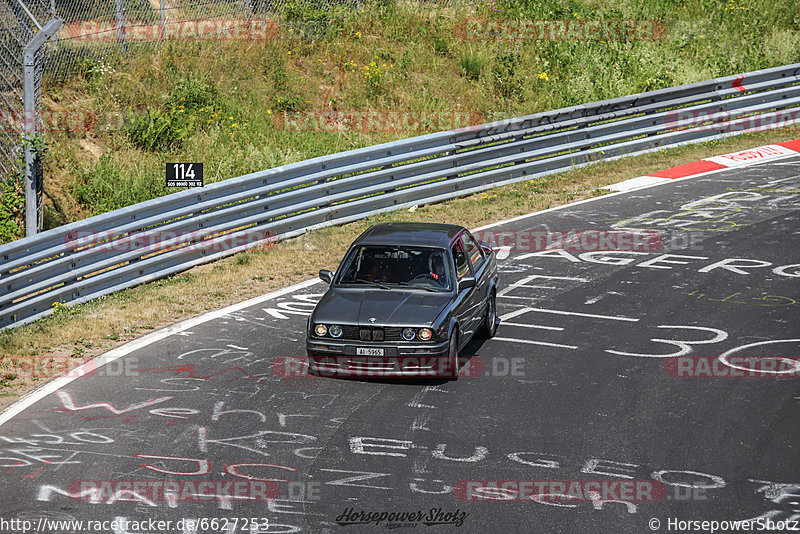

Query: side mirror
left=319, top=269, right=334, bottom=284
left=457, top=276, right=476, bottom=291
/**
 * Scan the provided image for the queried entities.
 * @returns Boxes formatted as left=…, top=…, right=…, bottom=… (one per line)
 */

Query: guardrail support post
left=23, top=18, right=62, bottom=237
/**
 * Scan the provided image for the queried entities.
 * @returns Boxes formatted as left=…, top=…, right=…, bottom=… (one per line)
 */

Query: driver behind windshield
left=340, top=246, right=450, bottom=289
left=428, top=250, right=448, bottom=287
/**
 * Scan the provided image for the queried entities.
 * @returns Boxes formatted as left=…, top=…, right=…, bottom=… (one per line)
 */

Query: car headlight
left=402, top=327, right=416, bottom=341
left=314, top=324, right=328, bottom=336
left=329, top=324, right=343, bottom=338
left=418, top=328, right=433, bottom=341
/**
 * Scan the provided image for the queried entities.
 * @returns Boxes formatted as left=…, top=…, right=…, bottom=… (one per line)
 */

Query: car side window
left=461, top=232, right=485, bottom=271
left=452, top=241, right=470, bottom=279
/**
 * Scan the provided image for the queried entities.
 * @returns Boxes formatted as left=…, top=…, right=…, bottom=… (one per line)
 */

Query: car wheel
left=481, top=291, right=498, bottom=338
left=443, top=329, right=459, bottom=380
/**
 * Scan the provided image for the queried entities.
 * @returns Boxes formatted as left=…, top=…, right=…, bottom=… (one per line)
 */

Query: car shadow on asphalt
left=307, top=334, right=492, bottom=386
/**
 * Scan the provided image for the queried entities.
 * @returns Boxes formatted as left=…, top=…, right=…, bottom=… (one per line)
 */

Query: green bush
left=284, top=0, right=331, bottom=39
left=126, top=109, right=193, bottom=151
left=432, top=38, right=450, bottom=57
left=0, top=177, right=24, bottom=244
left=168, top=75, right=220, bottom=113
left=273, top=93, right=309, bottom=112
left=73, top=155, right=169, bottom=216
left=459, top=52, right=484, bottom=81
left=491, top=52, right=523, bottom=99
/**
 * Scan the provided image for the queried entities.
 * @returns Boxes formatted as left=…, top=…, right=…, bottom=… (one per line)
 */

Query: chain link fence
left=0, top=0, right=349, bottom=190
left=0, top=0, right=460, bottom=231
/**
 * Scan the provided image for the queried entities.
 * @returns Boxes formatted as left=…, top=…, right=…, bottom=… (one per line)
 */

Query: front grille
left=359, top=327, right=384, bottom=341
left=342, top=325, right=361, bottom=340
left=384, top=327, right=404, bottom=341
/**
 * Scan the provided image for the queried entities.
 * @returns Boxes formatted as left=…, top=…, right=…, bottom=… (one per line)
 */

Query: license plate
left=356, top=347, right=384, bottom=356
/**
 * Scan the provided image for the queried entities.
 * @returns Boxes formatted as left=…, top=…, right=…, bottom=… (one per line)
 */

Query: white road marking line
left=501, top=322, right=564, bottom=331
left=499, top=295, right=551, bottom=300
left=498, top=274, right=588, bottom=297
left=499, top=308, right=534, bottom=321
left=528, top=307, right=639, bottom=322
left=411, top=413, right=431, bottom=431
left=606, top=175, right=671, bottom=192
left=493, top=337, right=578, bottom=349
left=408, top=389, right=434, bottom=409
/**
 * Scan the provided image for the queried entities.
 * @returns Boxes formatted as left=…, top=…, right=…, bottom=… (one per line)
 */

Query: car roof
left=352, top=222, right=466, bottom=247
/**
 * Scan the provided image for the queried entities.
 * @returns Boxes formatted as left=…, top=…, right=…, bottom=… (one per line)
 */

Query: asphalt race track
left=1, top=155, right=799, bottom=534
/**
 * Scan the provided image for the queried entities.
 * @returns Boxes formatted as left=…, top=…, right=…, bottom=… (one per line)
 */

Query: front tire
left=481, top=291, right=498, bottom=338
left=442, top=329, right=459, bottom=380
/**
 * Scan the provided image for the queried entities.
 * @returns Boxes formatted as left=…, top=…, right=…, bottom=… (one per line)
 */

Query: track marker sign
left=166, top=163, right=203, bottom=187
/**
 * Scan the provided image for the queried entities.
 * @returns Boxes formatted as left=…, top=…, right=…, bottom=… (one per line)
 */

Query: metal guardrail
left=2, top=62, right=800, bottom=330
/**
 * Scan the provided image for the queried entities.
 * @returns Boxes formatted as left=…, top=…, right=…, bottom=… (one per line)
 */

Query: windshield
left=336, top=245, right=452, bottom=291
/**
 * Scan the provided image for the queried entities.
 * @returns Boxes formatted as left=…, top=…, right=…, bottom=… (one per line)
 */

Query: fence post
left=23, top=19, right=62, bottom=237
left=115, top=0, right=127, bottom=50
left=160, top=0, right=165, bottom=40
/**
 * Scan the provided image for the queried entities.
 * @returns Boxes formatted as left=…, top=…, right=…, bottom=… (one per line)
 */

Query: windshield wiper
left=353, top=277, right=390, bottom=289
left=397, top=281, right=438, bottom=292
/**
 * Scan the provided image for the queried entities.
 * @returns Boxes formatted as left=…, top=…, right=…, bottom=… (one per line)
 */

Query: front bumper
left=305, top=339, right=450, bottom=376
